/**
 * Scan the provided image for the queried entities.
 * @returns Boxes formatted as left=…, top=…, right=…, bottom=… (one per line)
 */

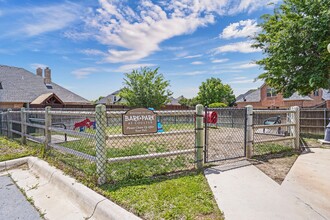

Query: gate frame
left=204, top=106, right=247, bottom=163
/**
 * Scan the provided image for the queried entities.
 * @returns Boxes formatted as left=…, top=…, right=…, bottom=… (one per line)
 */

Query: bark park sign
left=122, top=108, right=157, bottom=135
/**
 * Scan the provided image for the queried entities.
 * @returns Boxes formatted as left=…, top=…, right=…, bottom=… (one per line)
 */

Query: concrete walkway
left=0, top=175, right=41, bottom=220
left=205, top=157, right=328, bottom=220
left=281, top=148, right=330, bottom=219
left=0, top=157, right=141, bottom=220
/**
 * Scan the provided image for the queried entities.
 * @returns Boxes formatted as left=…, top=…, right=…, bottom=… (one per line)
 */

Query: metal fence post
left=292, top=106, right=300, bottom=150
left=7, top=108, right=12, bottom=138
left=43, top=106, right=52, bottom=157
left=195, top=104, right=204, bottom=170
left=20, top=107, right=27, bottom=145
left=95, top=104, right=107, bottom=185
left=246, top=105, right=253, bottom=159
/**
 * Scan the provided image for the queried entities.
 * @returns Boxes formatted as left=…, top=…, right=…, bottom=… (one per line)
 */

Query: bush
left=208, top=102, right=227, bottom=108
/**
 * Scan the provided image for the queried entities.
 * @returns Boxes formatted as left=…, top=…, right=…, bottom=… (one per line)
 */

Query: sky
left=0, top=0, right=280, bottom=101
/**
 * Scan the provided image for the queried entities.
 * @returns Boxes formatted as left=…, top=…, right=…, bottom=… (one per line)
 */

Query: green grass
left=0, top=137, right=40, bottom=162
left=252, top=142, right=300, bottom=161
left=0, top=136, right=222, bottom=219
left=58, top=140, right=194, bottom=183
left=101, top=174, right=223, bottom=220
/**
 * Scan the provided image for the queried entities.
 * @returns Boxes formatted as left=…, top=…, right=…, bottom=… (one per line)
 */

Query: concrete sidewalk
left=281, top=148, right=330, bottom=219
left=0, top=175, right=41, bottom=220
left=205, top=160, right=325, bottom=220
left=0, top=157, right=141, bottom=220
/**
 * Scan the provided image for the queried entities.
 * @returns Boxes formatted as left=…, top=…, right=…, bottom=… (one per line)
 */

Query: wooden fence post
left=7, top=108, right=12, bottom=138
left=43, top=106, right=52, bottom=157
left=246, top=105, right=253, bottom=158
left=20, top=107, right=27, bottom=145
left=95, top=104, right=107, bottom=185
left=291, top=106, right=300, bottom=150
left=195, top=104, right=204, bottom=170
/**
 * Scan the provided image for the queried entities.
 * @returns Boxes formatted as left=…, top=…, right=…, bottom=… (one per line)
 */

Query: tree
left=178, top=97, right=199, bottom=107
left=118, top=67, right=172, bottom=109
left=253, top=0, right=330, bottom=97
left=197, top=77, right=235, bottom=106
left=208, top=102, right=227, bottom=108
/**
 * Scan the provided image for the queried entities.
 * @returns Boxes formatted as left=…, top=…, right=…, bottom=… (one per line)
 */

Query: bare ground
left=252, top=136, right=329, bottom=184
left=253, top=153, right=299, bottom=184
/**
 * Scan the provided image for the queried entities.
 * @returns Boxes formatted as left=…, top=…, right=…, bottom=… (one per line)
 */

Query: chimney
left=44, top=67, right=51, bottom=84
left=36, top=67, right=43, bottom=77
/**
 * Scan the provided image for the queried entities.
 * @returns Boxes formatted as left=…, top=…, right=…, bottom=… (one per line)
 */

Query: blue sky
left=0, top=0, right=280, bottom=101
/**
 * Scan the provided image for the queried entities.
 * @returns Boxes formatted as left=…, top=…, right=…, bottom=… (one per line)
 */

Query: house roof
left=30, top=93, right=64, bottom=105
left=236, top=89, right=261, bottom=103
left=167, top=97, right=182, bottom=106
left=236, top=84, right=319, bottom=103
left=0, top=65, right=90, bottom=104
left=97, top=89, right=122, bottom=104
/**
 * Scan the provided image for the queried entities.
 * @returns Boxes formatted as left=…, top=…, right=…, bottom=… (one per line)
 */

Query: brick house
left=236, top=83, right=330, bottom=109
left=0, top=65, right=90, bottom=108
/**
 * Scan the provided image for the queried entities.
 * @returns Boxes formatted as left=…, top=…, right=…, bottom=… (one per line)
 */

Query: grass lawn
left=0, top=136, right=223, bottom=219
left=0, top=137, right=39, bottom=162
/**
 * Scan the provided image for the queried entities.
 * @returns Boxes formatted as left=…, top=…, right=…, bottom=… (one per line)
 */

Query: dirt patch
left=253, top=154, right=299, bottom=184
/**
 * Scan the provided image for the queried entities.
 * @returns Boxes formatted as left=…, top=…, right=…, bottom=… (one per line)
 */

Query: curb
left=0, top=157, right=29, bottom=172
left=2, top=157, right=141, bottom=220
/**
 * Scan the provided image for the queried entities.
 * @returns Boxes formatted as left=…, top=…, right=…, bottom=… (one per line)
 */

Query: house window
left=0, top=82, right=2, bottom=89
left=266, top=88, right=277, bottom=97
left=313, top=90, right=319, bottom=96
left=113, top=96, right=117, bottom=102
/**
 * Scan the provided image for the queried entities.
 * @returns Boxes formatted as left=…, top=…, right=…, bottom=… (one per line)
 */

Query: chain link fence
left=0, top=106, right=197, bottom=185
left=204, top=107, right=246, bottom=162
left=251, top=107, right=300, bottom=160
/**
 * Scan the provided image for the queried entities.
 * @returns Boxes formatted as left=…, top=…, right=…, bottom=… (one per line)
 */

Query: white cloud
left=18, top=3, right=82, bottom=37
left=68, top=0, right=273, bottom=63
left=220, top=19, right=261, bottom=39
left=191, top=61, right=204, bottom=65
left=231, top=79, right=254, bottom=84
left=173, top=70, right=207, bottom=76
left=211, top=59, right=229, bottom=63
left=80, top=49, right=106, bottom=56
left=30, top=63, right=48, bottom=70
left=71, top=67, right=99, bottom=79
left=213, top=41, right=261, bottom=54
left=115, top=63, right=156, bottom=72
left=184, top=54, right=203, bottom=59
left=233, top=63, right=258, bottom=69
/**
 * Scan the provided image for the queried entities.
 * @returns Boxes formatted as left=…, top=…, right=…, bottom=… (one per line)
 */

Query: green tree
left=208, top=102, right=227, bottom=108
left=178, top=97, right=199, bottom=107
left=253, top=0, right=330, bottom=97
left=197, top=78, right=235, bottom=106
left=119, top=67, right=172, bottom=109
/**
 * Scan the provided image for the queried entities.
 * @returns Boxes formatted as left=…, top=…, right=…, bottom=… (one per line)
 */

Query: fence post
left=7, top=108, right=12, bottom=138
left=246, top=105, right=253, bottom=159
left=95, top=104, right=107, bottom=185
left=20, top=107, right=27, bottom=145
left=291, top=106, right=300, bottom=150
left=195, top=104, right=204, bottom=170
left=43, top=106, right=52, bottom=157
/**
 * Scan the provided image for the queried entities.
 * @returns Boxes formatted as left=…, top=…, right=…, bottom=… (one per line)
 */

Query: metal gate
left=204, top=107, right=247, bottom=163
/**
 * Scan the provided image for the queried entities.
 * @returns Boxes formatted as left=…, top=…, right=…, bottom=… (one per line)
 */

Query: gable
left=30, top=93, right=64, bottom=105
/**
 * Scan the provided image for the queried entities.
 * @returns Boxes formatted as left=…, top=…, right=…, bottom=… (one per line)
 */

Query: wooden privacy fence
left=300, top=109, right=330, bottom=135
